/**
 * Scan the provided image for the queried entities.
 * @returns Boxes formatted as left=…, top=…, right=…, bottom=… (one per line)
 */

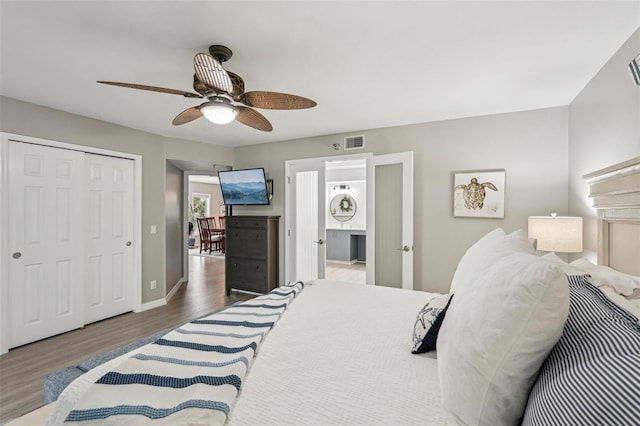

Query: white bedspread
left=228, top=279, right=447, bottom=426
left=47, top=280, right=447, bottom=425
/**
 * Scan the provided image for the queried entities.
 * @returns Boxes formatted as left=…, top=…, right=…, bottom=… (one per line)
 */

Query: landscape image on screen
left=219, top=168, right=270, bottom=205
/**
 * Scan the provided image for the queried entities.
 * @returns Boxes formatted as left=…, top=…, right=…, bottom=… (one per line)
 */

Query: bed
left=45, top=157, right=640, bottom=425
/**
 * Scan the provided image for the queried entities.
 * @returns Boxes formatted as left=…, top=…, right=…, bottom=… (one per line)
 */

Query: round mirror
left=330, top=193, right=357, bottom=222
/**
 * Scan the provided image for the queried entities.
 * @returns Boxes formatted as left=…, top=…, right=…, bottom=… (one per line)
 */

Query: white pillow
left=450, top=228, right=536, bottom=294
left=437, top=252, right=569, bottom=426
left=570, top=258, right=640, bottom=297
left=541, top=252, right=585, bottom=275
left=540, top=252, right=565, bottom=264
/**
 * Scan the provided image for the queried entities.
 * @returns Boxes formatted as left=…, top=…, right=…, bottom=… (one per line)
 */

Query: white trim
left=141, top=298, right=166, bottom=311
left=0, top=132, right=143, bottom=353
left=326, top=259, right=358, bottom=265
left=284, top=152, right=374, bottom=285
left=0, top=136, right=8, bottom=354
left=166, top=278, right=187, bottom=303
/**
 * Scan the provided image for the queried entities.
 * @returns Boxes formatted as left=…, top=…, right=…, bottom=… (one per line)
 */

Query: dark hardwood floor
left=0, top=254, right=251, bottom=424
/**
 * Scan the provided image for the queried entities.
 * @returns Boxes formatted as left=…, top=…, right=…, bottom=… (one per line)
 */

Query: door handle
left=126, top=241, right=132, bottom=246
left=396, top=245, right=410, bottom=252
left=313, top=239, right=325, bottom=245
left=12, top=252, right=21, bottom=259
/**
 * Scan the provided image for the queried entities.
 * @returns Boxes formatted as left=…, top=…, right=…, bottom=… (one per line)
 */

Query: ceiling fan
left=97, top=45, right=317, bottom=132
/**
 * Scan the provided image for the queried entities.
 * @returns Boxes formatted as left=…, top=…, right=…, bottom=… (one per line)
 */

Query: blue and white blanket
left=61, top=282, right=304, bottom=425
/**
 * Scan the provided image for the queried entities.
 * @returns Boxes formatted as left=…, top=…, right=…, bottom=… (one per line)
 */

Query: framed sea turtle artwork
left=453, top=169, right=506, bottom=218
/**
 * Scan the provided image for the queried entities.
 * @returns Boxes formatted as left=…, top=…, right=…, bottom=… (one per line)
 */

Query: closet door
left=85, top=154, right=134, bottom=324
left=7, top=141, right=85, bottom=348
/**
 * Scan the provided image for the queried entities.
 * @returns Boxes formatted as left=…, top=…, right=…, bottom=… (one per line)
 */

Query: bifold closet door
left=7, top=141, right=85, bottom=348
left=85, top=154, right=134, bottom=324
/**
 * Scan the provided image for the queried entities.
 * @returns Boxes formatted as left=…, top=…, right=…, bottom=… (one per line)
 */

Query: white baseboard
left=166, top=278, right=186, bottom=303
left=141, top=278, right=186, bottom=311
left=326, top=259, right=358, bottom=265
left=141, top=298, right=166, bottom=311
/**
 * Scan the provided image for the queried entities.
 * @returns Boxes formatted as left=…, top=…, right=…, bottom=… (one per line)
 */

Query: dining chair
left=206, top=216, right=223, bottom=253
left=196, top=217, right=210, bottom=254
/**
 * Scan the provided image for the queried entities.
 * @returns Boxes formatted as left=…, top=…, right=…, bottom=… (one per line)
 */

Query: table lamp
left=528, top=213, right=583, bottom=253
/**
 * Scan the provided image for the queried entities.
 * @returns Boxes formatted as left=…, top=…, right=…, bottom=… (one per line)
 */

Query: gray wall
left=0, top=96, right=234, bottom=304
left=235, top=106, right=569, bottom=294
left=568, top=28, right=640, bottom=261
left=165, top=161, right=183, bottom=294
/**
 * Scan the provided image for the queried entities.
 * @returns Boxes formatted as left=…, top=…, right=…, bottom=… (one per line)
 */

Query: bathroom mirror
left=330, top=193, right=357, bottom=222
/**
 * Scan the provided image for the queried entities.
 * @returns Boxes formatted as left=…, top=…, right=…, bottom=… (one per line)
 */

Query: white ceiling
left=1, top=1, right=639, bottom=148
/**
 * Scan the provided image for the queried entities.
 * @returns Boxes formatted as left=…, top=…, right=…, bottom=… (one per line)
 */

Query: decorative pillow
left=522, top=275, right=640, bottom=425
left=437, top=251, right=568, bottom=426
left=450, top=228, right=536, bottom=294
left=411, top=294, right=454, bottom=354
left=570, top=258, right=640, bottom=297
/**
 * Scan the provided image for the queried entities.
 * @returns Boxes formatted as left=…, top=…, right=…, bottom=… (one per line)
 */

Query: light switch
left=151, top=225, right=157, bottom=234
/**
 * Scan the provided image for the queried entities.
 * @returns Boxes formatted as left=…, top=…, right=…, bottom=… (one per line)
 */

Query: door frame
left=0, top=132, right=143, bottom=354
left=180, top=167, right=231, bottom=286
left=284, top=152, right=374, bottom=285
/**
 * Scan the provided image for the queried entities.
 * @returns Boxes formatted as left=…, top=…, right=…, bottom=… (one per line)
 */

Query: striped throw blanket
left=63, top=282, right=304, bottom=425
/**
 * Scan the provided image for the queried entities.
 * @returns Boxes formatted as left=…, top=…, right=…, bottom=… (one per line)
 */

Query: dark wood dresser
left=225, top=216, right=280, bottom=295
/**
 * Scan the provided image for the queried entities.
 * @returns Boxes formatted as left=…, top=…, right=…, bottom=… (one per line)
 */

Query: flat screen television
left=218, top=168, right=270, bottom=206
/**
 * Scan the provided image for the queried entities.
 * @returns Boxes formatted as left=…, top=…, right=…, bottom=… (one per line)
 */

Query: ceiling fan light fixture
left=200, top=99, right=238, bottom=124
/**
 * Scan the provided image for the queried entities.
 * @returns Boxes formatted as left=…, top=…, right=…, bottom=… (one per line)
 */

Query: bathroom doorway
left=325, top=158, right=367, bottom=283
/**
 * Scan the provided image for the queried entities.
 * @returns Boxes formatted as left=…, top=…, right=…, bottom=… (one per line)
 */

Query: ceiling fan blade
left=237, top=91, right=317, bottom=110
left=193, top=53, right=233, bottom=94
left=227, top=71, right=245, bottom=99
left=97, top=81, right=202, bottom=98
left=172, top=107, right=203, bottom=126
left=235, top=106, right=273, bottom=132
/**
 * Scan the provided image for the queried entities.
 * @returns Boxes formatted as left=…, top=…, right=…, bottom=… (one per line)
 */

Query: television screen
left=218, top=168, right=270, bottom=205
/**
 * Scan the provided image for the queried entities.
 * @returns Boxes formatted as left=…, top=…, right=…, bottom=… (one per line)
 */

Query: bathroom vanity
left=326, top=228, right=366, bottom=263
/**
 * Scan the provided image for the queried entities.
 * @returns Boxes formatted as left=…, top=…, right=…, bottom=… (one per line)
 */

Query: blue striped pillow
left=522, top=275, right=640, bottom=425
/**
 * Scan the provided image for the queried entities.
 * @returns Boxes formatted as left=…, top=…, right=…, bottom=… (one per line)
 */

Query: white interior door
left=85, top=154, right=135, bottom=323
left=286, top=159, right=326, bottom=282
left=7, top=141, right=85, bottom=348
left=373, top=152, right=414, bottom=289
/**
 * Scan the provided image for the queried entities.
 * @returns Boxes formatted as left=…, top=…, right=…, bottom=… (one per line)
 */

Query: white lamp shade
left=528, top=216, right=583, bottom=253
left=200, top=102, right=237, bottom=124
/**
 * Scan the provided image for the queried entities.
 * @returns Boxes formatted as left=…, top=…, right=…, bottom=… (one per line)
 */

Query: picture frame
left=453, top=169, right=506, bottom=218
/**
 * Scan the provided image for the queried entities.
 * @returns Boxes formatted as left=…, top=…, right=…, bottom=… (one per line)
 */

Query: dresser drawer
left=226, top=257, right=267, bottom=292
left=226, top=277, right=265, bottom=293
left=225, top=229, right=267, bottom=258
left=226, top=217, right=267, bottom=229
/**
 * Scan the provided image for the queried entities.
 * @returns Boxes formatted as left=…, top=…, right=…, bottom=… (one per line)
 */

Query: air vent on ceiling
left=344, top=135, right=365, bottom=150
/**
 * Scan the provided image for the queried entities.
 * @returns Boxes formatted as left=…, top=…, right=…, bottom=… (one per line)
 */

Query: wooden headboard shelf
left=583, top=156, right=640, bottom=275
